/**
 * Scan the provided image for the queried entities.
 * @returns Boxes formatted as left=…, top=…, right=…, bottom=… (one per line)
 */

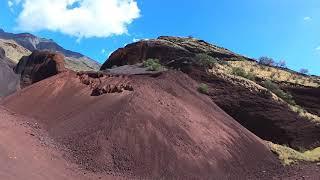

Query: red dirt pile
left=1, top=70, right=279, bottom=179
left=14, top=50, right=65, bottom=87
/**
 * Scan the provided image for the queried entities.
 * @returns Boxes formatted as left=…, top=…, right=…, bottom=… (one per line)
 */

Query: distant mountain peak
left=0, top=28, right=101, bottom=71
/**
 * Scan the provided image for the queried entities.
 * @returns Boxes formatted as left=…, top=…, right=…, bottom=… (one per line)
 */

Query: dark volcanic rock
left=101, top=36, right=247, bottom=70
left=0, top=47, right=20, bottom=97
left=15, top=51, right=66, bottom=87
left=283, top=86, right=320, bottom=116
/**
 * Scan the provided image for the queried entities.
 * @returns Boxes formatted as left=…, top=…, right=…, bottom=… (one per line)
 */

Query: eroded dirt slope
left=1, top=70, right=279, bottom=179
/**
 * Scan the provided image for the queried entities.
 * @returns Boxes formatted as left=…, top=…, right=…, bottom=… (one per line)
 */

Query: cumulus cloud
left=8, top=0, right=13, bottom=7
left=304, top=16, right=312, bottom=21
left=13, top=0, right=140, bottom=38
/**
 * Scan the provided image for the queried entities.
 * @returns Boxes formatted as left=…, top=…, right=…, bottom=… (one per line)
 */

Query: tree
left=258, top=57, right=275, bottom=66
left=299, top=68, right=309, bottom=75
left=277, top=60, right=287, bottom=68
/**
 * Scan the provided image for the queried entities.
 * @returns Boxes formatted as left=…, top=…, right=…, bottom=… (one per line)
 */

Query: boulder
left=14, top=51, right=65, bottom=87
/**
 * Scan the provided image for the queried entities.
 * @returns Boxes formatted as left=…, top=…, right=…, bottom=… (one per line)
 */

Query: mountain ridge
left=0, top=29, right=100, bottom=71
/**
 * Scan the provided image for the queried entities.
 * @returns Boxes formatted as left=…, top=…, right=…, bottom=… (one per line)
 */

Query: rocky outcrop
left=0, top=47, right=20, bottom=97
left=101, top=36, right=248, bottom=70
left=14, top=51, right=66, bottom=87
left=100, top=36, right=320, bottom=150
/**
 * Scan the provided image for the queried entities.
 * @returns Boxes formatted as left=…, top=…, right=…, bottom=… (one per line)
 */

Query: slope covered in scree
left=1, top=70, right=279, bottom=179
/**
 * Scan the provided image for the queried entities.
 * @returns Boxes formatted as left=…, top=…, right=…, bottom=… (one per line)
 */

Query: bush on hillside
left=231, top=67, right=256, bottom=81
left=195, top=53, right=218, bottom=68
left=299, top=68, right=309, bottom=75
left=258, top=57, right=275, bottom=66
left=198, top=83, right=209, bottom=94
left=143, top=58, right=162, bottom=71
left=262, top=80, right=296, bottom=105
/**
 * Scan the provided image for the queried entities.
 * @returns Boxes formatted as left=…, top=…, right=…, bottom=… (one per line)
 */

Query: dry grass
left=289, top=105, right=320, bottom=124
left=267, top=141, right=320, bottom=165
left=227, top=61, right=320, bottom=87
left=0, top=39, right=31, bottom=63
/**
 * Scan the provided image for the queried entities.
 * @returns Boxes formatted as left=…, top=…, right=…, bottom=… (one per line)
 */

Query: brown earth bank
left=282, top=85, right=320, bottom=116
left=188, top=68, right=320, bottom=150
left=1, top=70, right=283, bottom=179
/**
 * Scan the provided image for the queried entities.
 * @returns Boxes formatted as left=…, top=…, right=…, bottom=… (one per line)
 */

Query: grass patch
left=262, top=80, right=296, bottom=105
left=231, top=67, right=256, bottom=81
left=143, top=58, right=162, bottom=71
left=198, top=83, right=209, bottom=94
left=289, top=105, right=320, bottom=123
left=195, top=53, right=218, bottom=68
left=268, top=142, right=320, bottom=165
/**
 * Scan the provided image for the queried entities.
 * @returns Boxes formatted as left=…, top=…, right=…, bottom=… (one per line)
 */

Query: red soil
left=0, top=106, right=122, bottom=180
left=1, top=70, right=281, bottom=179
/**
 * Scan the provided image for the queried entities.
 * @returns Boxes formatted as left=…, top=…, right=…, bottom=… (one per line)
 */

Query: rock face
left=14, top=51, right=66, bottom=87
left=101, top=36, right=248, bottom=70
left=0, top=47, right=20, bottom=97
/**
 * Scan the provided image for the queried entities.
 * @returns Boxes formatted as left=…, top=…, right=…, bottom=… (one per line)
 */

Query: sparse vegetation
left=258, top=56, right=275, bottom=66
left=198, top=83, right=209, bottom=94
left=262, top=80, right=295, bottom=105
left=231, top=67, right=256, bottom=81
left=268, top=142, right=320, bottom=165
left=143, top=58, right=162, bottom=71
left=195, top=53, right=218, bottom=68
left=300, top=68, right=309, bottom=75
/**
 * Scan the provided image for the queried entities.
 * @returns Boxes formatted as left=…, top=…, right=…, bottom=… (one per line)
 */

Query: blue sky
left=1, top=0, right=320, bottom=75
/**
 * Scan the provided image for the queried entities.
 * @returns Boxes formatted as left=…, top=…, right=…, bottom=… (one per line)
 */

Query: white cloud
left=8, top=0, right=14, bottom=7
left=304, top=16, right=312, bottom=21
left=13, top=0, right=140, bottom=38
left=315, top=46, right=320, bottom=51
left=132, top=38, right=140, bottom=42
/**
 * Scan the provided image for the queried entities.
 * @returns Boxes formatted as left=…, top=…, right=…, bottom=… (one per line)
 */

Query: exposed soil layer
left=188, top=68, right=320, bottom=150
left=283, top=85, right=320, bottom=116
left=1, top=70, right=280, bottom=179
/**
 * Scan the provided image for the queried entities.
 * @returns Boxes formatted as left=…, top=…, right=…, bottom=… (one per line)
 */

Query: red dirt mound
left=0, top=106, right=122, bottom=180
left=1, top=70, right=279, bottom=179
left=14, top=50, right=65, bottom=87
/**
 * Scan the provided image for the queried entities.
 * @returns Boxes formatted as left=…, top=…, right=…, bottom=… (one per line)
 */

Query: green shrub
left=195, top=53, right=218, bottom=68
left=232, top=67, right=256, bottom=81
left=198, top=83, right=209, bottom=94
left=262, top=80, right=296, bottom=105
left=143, top=59, right=162, bottom=71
